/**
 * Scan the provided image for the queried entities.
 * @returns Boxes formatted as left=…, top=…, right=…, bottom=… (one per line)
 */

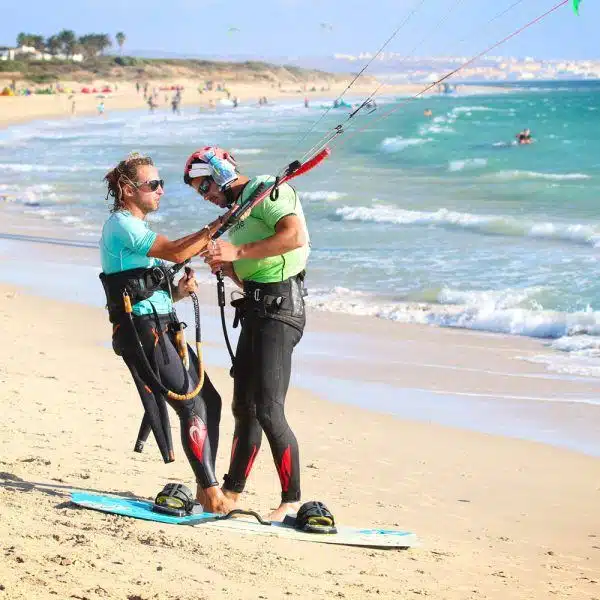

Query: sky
left=2, top=0, right=599, bottom=63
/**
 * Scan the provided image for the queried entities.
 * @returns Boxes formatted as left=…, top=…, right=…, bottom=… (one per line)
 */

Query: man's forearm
left=150, top=216, right=224, bottom=263
left=170, top=217, right=224, bottom=261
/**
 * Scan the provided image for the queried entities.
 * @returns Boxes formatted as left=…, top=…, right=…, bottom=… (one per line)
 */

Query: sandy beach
left=1, top=278, right=600, bottom=600
left=1, top=78, right=600, bottom=600
left=0, top=76, right=502, bottom=127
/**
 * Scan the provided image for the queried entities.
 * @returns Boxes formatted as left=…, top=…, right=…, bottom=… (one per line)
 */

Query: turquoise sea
left=2, top=80, right=600, bottom=377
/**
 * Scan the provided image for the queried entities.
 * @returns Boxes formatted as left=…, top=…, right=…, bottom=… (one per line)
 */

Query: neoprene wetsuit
left=113, top=312, right=221, bottom=488
left=222, top=176, right=309, bottom=503
left=100, top=210, right=222, bottom=488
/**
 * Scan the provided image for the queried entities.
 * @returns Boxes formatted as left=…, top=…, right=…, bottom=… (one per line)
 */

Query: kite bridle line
left=172, top=0, right=577, bottom=282
left=187, top=0, right=573, bottom=221
left=149, top=0, right=573, bottom=433
left=309, top=0, right=571, bottom=157
left=168, top=0, right=575, bottom=264
left=291, top=0, right=429, bottom=156
left=453, top=0, right=528, bottom=49
left=306, top=0, right=469, bottom=148
left=334, top=0, right=571, bottom=150
left=338, top=0, right=527, bottom=131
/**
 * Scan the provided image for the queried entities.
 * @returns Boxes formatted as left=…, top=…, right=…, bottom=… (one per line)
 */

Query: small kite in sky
left=573, top=0, right=581, bottom=15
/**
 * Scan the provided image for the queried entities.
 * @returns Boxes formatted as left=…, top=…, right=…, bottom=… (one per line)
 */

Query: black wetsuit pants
left=114, top=312, right=222, bottom=489
left=223, top=276, right=305, bottom=503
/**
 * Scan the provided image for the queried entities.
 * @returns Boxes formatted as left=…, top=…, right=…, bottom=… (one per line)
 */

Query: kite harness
left=115, top=148, right=332, bottom=463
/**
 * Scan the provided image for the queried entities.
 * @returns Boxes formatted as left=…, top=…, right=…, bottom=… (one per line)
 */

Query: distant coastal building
left=0, top=46, right=16, bottom=61
left=328, top=52, right=600, bottom=82
left=0, top=45, right=83, bottom=62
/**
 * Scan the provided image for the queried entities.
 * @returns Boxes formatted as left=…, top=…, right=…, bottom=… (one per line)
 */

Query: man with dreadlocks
left=183, top=146, right=311, bottom=521
left=99, top=152, right=234, bottom=514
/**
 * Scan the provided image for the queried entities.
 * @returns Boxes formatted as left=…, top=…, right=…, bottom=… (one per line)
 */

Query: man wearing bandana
left=183, top=147, right=310, bottom=521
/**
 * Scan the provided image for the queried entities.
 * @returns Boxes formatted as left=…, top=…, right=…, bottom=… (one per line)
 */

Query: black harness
left=219, top=271, right=308, bottom=377
left=99, top=265, right=175, bottom=324
left=99, top=262, right=205, bottom=466
left=238, top=270, right=308, bottom=330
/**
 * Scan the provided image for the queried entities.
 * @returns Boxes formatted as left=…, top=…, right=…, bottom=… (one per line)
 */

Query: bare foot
left=222, top=488, right=241, bottom=507
left=195, top=485, right=208, bottom=507
left=200, top=486, right=237, bottom=514
left=267, top=501, right=302, bottom=522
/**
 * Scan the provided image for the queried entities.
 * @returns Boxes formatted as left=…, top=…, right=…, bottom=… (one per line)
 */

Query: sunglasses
left=196, top=176, right=213, bottom=197
left=135, top=179, right=164, bottom=192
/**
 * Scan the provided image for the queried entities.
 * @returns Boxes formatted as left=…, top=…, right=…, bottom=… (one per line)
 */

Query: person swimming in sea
left=516, top=128, right=533, bottom=145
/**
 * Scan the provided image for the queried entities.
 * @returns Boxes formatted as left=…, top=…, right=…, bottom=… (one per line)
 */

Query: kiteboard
left=70, top=491, right=418, bottom=548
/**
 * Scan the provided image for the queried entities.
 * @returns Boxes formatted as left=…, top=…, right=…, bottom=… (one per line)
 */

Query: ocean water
left=2, top=81, right=600, bottom=377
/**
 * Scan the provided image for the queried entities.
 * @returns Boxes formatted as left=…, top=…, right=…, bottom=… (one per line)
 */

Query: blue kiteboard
left=70, top=491, right=418, bottom=548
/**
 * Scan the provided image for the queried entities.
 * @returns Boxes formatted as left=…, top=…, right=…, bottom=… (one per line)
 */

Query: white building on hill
left=0, top=45, right=83, bottom=62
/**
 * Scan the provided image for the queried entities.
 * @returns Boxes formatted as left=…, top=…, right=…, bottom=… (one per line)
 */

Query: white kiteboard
left=70, top=491, right=418, bottom=549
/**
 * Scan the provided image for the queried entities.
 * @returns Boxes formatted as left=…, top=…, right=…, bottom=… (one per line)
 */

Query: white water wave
left=307, top=286, right=600, bottom=343
left=419, top=124, right=455, bottom=135
left=550, top=335, right=600, bottom=353
left=524, top=334, right=600, bottom=377
left=231, top=148, right=263, bottom=155
left=380, top=137, right=432, bottom=152
left=2, top=184, right=59, bottom=206
left=299, top=190, right=347, bottom=202
left=448, top=158, right=488, bottom=172
left=60, top=216, right=84, bottom=225
left=523, top=353, right=600, bottom=378
left=0, top=162, right=108, bottom=172
left=334, top=205, right=600, bottom=247
left=435, top=286, right=545, bottom=311
left=451, top=105, right=495, bottom=114
left=492, top=170, right=590, bottom=181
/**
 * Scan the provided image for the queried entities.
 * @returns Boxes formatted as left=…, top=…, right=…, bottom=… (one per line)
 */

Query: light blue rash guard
left=100, top=210, right=173, bottom=316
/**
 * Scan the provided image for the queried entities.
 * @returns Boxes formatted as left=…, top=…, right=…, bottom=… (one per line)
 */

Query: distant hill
left=0, top=55, right=353, bottom=85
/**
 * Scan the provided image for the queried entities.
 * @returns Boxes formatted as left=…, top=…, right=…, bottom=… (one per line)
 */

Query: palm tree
left=30, top=35, right=46, bottom=52
left=115, top=32, right=126, bottom=54
left=78, top=33, right=112, bottom=59
left=16, top=32, right=34, bottom=48
left=46, top=35, right=61, bottom=57
left=57, top=29, right=77, bottom=59
left=98, top=33, right=112, bottom=55
left=78, top=34, right=99, bottom=60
